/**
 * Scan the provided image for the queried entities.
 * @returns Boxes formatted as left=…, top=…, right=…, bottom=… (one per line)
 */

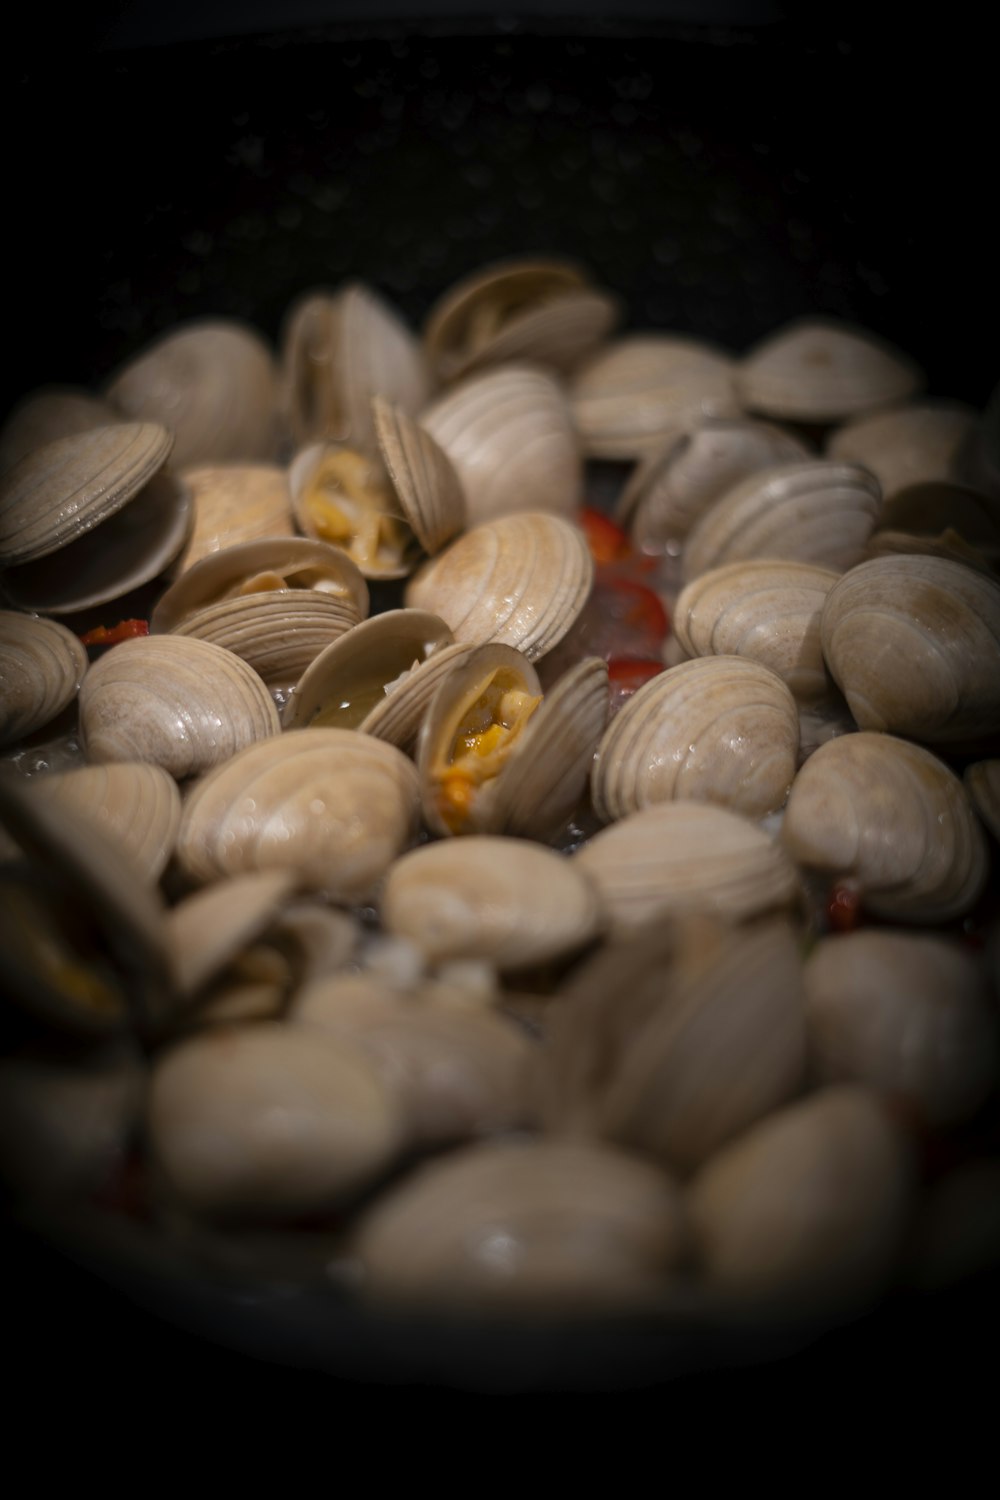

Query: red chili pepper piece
left=595, top=573, right=670, bottom=642
left=578, top=506, right=633, bottom=565
left=607, top=656, right=665, bottom=693
left=79, top=618, right=150, bottom=647
left=826, top=882, right=863, bottom=933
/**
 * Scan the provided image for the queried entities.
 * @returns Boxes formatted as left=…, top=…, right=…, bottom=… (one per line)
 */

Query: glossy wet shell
left=174, top=464, right=295, bottom=571
left=821, top=555, right=1000, bottom=743
left=0, top=387, right=121, bottom=476
left=78, top=635, right=279, bottom=778
left=380, top=835, right=602, bottom=970
left=781, top=732, right=989, bottom=922
left=173, top=592, right=361, bottom=689
left=0, top=611, right=88, bottom=748
left=39, top=763, right=182, bottom=882
left=591, top=655, right=799, bottom=823
left=575, top=801, right=800, bottom=935
left=405, top=511, right=594, bottom=662
left=736, top=317, right=923, bottom=424
left=371, top=395, right=466, bottom=555
left=176, top=728, right=420, bottom=900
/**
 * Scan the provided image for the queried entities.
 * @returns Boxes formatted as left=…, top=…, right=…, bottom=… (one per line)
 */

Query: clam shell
left=79, top=635, right=279, bottom=778
left=781, top=731, right=989, bottom=922
left=590, top=655, right=800, bottom=823
left=804, top=930, right=998, bottom=1127
left=405, top=511, right=594, bottom=663
left=371, top=395, right=466, bottom=555
left=172, top=592, right=361, bottom=690
left=39, top=762, right=181, bottom=882
left=574, top=801, right=800, bottom=936
left=0, top=421, right=173, bottom=567
left=0, top=387, right=121, bottom=476
left=167, top=869, right=298, bottom=999
left=825, top=400, right=979, bottom=500
left=736, top=317, right=924, bottom=424
left=820, top=555, right=1000, bottom=743
left=288, top=440, right=415, bottom=579
left=380, top=834, right=602, bottom=970
left=176, top=728, right=420, bottom=900
left=672, top=560, right=839, bottom=702
left=0, top=610, right=88, bottom=748
left=570, top=335, right=739, bottom=461
left=174, top=464, right=295, bottom=571
left=105, top=319, right=278, bottom=467
left=423, top=256, right=620, bottom=383
left=419, top=364, right=582, bottom=526
left=874, top=480, right=1000, bottom=561
left=682, top=460, right=882, bottom=582
left=965, top=760, right=1000, bottom=841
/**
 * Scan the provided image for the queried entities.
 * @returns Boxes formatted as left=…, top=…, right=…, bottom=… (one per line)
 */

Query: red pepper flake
left=79, top=618, right=150, bottom=647
left=578, top=506, right=633, bottom=565
left=826, top=882, right=863, bottom=933
left=596, top=572, right=670, bottom=642
left=607, top=656, right=665, bottom=694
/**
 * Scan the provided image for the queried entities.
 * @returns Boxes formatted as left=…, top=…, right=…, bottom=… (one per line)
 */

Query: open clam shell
left=736, top=316, right=924, bottom=424
left=825, top=400, right=979, bottom=501
left=174, top=463, right=295, bottom=572
left=0, top=610, right=88, bottom=748
left=591, top=655, right=800, bottom=823
left=781, top=731, right=989, bottom=923
left=370, top=395, right=466, bottom=556
left=418, top=363, right=582, bottom=527
left=167, top=869, right=298, bottom=1001
left=405, top=511, right=594, bottom=663
left=175, top=728, right=421, bottom=901
left=79, top=635, right=279, bottom=778
left=820, top=555, right=1000, bottom=744
left=289, top=439, right=416, bottom=579
left=0, top=387, right=121, bottom=476
left=423, top=257, right=620, bottom=385
left=682, top=460, right=882, bottom=582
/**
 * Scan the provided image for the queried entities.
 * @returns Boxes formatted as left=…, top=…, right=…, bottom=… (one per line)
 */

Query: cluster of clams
left=1, top=256, right=999, bottom=1341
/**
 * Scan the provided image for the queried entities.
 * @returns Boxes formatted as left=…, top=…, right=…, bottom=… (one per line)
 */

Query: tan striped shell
left=0, top=611, right=88, bottom=748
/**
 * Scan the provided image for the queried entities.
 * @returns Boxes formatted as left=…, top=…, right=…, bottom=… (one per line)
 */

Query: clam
left=79, top=635, right=279, bottom=778
left=862, top=526, right=997, bottom=576
left=418, top=364, right=582, bottom=526
left=351, top=1138, right=689, bottom=1315
left=590, top=655, right=800, bottom=823
left=405, top=511, right=594, bottom=663
left=966, top=759, right=1000, bottom=841
left=804, top=929, right=998, bottom=1127
left=671, top=559, right=839, bottom=702
left=687, top=1086, right=914, bottom=1317
left=681, top=460, right=882, bottom=582
left=146, top=1022, right=404, bottom=1222
left=175, top=728, right=420, bottom=901
left=174, top=463, right=295, bottom=572
left=104, top=318, right=279, bottom=468
left=279, top=282, right=431, bottom=455
left=0, top=386, right=121, bottom=475
left=380, top=834, right=602, bottom=971
left=872, top=480, right=1000, bottom=563
left=424, top=256, right=620, bottom=384
left=0, top=610, right=88, bottom=748
left=574, top=801, right=801, bottom=936
left=825, top=399, right=979, bottom=500
left=736, top=316, right=923, bottom=424
left=570, top=335, right=739, bottom=460
left=417, top=645, right=608, bottom=839
left=28, top=762, right=182, bottom=882
left=820, top=555, right=1000, bottom=744
left=167, top=869, right=299, bottom=1001
left=781, top=731, right=989, bottom=922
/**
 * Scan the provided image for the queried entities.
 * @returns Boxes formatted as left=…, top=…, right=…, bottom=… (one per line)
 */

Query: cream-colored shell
left=591, top=655, right=799, bottom=823
left=371, top=394, right=466, bottom=555
left=820, top=555, right=1000, bottom=743
left=419, top=364, right=582, bottom=526
left=39, top=763, right=182, bottom=883
left=405, top=511, right=594, bottom=663
left=0, top=611, right=88, bottom=748
left=682, top=461, right=882, bottom=582
left=736, top=317, right=923, bottom=423
left=825, top=400, right=978, bottom=500
left=173, top=592, right=362, bottom=690
left=781, top=731, right=989, bottom=922
left=672, top=560, right=839, bottom=701
left=0, top=387, right=121, bottom=476
left=174, top=464, right=295, bottom=571
left=167, top=869, right=298, bottom=999
left=176, top=728, right=420, bottom=900
left=79, top=635, right=279, bottom=778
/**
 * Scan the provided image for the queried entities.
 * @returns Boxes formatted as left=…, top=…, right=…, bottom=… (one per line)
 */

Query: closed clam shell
left=281, top=609, right=454, bottom=734
left=617, top=416, right=812, bottom=553
left=176, top=728, right=420, bottom=900
left=351, top=1138, right=688, bottom=1314
left=781, top=732, right=989, bottom=922
left=804, top=930, right=998, bottom=1127
left=966, top=760, right=1000, bottom=841
left=174, top=464, right=295, bottom=571
left=423, top=256, right=620, bottom=383
left=279, top=282, right=431, bottom=455
left=687, top=1086, right=913, bottom=1316
left=820, top=555, right=1000, bottom=743
left=405, top=511, right=594, bottom=663
left=570, top=335, right=739, bottom=460
left=591, top=655, right=799, bottom=823
left=736, top=317, right=923, bottom=424
left=371, top=395, right=466, bottom=555
left=380, top=835, right=602, bottom=970
left=419, top=364, right=582, bottom=526
left=825, top=400, right=979, bottom=500
left=575, top=801, right=800, bottom=936
left=673, top=560, right=839, bottom=702
left=0, top=421, right=173, bottom=567
left=292, top=972, right=533, bottom=1148
left=146, top=1022, right=403, bottom=1221
left=104, top=319, right=278, bottom=467
left=79, top=635, right=279, bottom=778
left=682, top=461, right=882, bottom=582
left=0, top=610, right=88, bottom=747
left=38, top=763, right=181, bottom=882
left=0, top=387, right=121, bottom=475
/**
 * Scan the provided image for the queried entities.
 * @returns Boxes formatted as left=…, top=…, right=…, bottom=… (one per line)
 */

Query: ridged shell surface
left=0, top=388, right=121, bottom=476
left=0, top=611, right=88, bottom=747
left=40, top=763, right=182, bottom=882
left=175, top=464, right=295, bottom=571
